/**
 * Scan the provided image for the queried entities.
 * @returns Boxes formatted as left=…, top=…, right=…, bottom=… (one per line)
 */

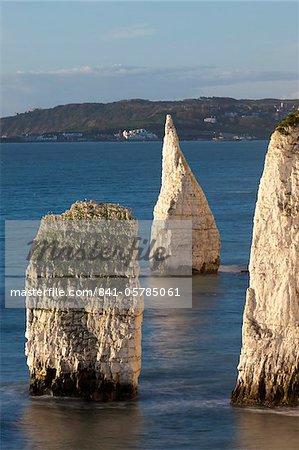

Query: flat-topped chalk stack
left=25, top=201, right=143, bottom=400
left=232, top=111, right=299, bottom=406
left=151, top=114, right=220, bottom=274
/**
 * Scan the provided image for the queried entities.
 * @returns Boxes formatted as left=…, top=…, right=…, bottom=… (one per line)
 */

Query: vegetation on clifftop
left=44, top=200, right=134, bottom=221
left=276, top=109, right=299, bottom=135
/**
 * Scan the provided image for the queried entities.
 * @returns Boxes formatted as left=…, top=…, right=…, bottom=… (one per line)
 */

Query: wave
left=241, top=406, right=299, bottom=417
left=219, top=265, right=248, bottom=273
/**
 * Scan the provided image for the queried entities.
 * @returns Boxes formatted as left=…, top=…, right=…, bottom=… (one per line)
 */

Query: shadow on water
left=233, top=407, right=299, bottom=450
left=19, top=397, right=143, bottom=450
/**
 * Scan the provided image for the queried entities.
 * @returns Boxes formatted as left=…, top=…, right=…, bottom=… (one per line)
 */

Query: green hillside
left=1, top=98, right=299, bottom=140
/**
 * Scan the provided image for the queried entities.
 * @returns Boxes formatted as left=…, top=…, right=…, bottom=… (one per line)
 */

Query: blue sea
left=1, top=141, right=298, bottom=450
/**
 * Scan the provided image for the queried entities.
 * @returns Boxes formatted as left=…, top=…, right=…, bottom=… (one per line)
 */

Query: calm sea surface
left=1, top=141, right=298, bottom=450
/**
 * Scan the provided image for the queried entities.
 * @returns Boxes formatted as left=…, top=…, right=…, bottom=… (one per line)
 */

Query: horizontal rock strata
left=25, top=201, right=143, bottom=400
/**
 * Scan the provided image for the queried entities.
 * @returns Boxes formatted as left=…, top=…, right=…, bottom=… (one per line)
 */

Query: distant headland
left=1, top=97, right=299, bottom=143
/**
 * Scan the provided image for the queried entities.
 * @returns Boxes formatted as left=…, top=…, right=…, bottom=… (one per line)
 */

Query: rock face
left=25, top=201, right=143, bottom=400
left=152, top=114, right=220, bottom=273
left=232, top=111, right=299, bottom=406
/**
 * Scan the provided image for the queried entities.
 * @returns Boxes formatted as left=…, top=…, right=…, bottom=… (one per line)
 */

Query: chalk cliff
left=25, top=201, right=143, bottom=400
left=152, top=114, right=220, bottom=273
left=232, top=111, right=299, bottom=406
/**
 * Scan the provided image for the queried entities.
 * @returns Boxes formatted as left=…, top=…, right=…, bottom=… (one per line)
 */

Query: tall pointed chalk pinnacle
left=152, top=114, right=220, bottom=273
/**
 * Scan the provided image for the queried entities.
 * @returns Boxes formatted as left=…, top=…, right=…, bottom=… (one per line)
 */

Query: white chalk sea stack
left=25, top=201, right=143, bottom=401
left=232, top=111, right=299, bottom=406
left=152, top=114, right=220, bottom=273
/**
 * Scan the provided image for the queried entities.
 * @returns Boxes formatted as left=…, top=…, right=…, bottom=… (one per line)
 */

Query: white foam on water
left=219, top=265, right=248, bottom=273
left=240, top=406, right=299, bottom=417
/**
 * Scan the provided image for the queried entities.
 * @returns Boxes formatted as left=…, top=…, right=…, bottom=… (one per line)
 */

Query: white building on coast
left=123, top=128, right=158, bottom=141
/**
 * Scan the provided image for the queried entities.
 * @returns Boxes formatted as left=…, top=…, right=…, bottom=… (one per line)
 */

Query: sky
left=1, top=1, right=298, bottom=116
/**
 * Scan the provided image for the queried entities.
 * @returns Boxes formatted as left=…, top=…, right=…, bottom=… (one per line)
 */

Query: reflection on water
left=13, top=389, right=299, bottom=450
left=19, top=398, right=143, bottom=450
left=234, top=407, right=299, bottom=450
left=141, top=274, right=192, bottom=308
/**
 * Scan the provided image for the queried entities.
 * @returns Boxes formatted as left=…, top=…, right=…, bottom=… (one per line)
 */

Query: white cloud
left=16, top=66, right=94, bottom=75
left=104, top=24, right=155, bottom=40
